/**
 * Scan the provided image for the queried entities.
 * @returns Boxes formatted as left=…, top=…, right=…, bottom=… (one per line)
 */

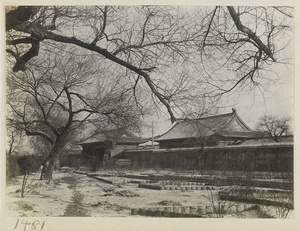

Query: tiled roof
left=156, top=110, right=253, bottom=141
left=80, top=130, right=146, bottom=145
left=216, top=131, right=258, bottom=138
left=117, top=136, right=148, bottom=144
left=79, top=133, right=107, bottom=145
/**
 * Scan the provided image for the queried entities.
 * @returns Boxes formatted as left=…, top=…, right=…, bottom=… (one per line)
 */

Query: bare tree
left=256, top=115, right=291, bottom=142
left=5, top=6, right=293, bottom=122
left=6, top=48, right=145, bottom=180
left=5, top=5, right=293, bottom=180
left=6, top=126, right=17, bottom=157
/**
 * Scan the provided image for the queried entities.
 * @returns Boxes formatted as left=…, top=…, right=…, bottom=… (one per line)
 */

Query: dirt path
left=60, top=176, right=89, bottom=217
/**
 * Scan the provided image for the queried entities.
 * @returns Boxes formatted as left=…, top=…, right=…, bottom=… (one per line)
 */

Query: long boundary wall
left=119, top=143, right=293, bottom=172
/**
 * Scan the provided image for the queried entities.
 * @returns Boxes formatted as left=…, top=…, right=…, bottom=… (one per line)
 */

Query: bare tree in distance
left=6, top=124, right=22, bottom=157
left=256, top=115, right=291, bottom=142
left=6, top=47, right=145, bottom=180
left=6, top=6, right=294, bottom=122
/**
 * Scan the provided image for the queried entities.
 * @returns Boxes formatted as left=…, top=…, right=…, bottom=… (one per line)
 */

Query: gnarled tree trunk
left=41, top=134, right=67, bottom=180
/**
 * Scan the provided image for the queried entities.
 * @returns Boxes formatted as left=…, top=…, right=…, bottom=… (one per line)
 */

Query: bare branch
left=227, top=6, right=275, bottom=61
left=12, top=36, right=40, bottom=72
left=203, top=7, right=218, bottom=48
left=25, top=129, right=54, bottom=145
left=91, top=6, right=108, bottom=45
left=35, top=31, right=177, bottom=122
left=272, top=7, right=293, bottom=18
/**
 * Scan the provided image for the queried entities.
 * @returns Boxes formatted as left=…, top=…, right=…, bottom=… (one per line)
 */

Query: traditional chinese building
left=115, top=109, right=293, bottom=172
left=156, top=109, right=258, bottom=148
left=79, top=129, right=146, bottom=169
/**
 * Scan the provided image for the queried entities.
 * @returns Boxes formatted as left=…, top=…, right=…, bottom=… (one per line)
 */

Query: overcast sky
left=144, top=61, right=294, bottom=137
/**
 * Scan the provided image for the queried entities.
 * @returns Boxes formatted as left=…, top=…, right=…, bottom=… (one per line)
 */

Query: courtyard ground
left=5, top=168, right=294, bottom=218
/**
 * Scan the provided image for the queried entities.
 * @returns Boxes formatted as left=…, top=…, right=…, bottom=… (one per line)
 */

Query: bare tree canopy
left=6, top=5, right=294, bottom=122
left=6, top=46, right=145, bottom=179
left=256, top=114, right=291, bottom=142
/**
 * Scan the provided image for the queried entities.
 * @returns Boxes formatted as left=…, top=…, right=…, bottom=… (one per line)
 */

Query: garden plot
left=138, top=181, right=214, bottom=191
left=6, top=170, right=213, bottom=217
left=5, top=169, right=294, bottom=218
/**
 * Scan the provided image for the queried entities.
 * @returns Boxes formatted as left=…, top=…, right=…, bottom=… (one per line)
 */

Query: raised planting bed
left=159, top=180, right=206, bottom=186
left=138, top=183, right=164, bottom=190
left=75, top=171, right=292, bottom=190
left=118, top=173, right=292, bottom=190
left=74, top=171, right=113, bottom=184
left=219, top=194, right=293, bottom=209
left=131, top=203, right=258, bottom=217
left=138, top=182, right=218, bottom=191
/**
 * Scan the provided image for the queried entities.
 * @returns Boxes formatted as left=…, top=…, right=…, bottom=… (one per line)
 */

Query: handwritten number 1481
left=14, top=219, right=45, bottom=231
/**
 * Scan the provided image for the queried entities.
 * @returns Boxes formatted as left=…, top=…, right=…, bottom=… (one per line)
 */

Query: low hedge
left=6, top=155, right=43, bottom=180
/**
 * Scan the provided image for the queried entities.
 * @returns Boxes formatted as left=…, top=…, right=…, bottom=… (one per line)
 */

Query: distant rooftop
left=156, top=109, right=255, bottom=141
left=79, top=129, right=147, bottom=145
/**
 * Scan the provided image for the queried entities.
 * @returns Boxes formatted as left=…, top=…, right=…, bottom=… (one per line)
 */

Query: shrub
left=6, top=155, right=21, bottom=181
left=6, top=155, right=43, bottom=181
left=16, top=155, right=43, bottom=174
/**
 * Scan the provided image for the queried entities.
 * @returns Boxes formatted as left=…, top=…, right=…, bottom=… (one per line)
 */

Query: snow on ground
left=5, top=170, right=212, bottom=217
left=6, top=172, right=74, bottom=217
left=5, top=169, right=294, bottom=218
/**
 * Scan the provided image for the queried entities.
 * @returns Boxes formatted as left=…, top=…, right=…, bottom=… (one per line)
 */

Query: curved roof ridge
left=233, top=111, right=254, bottom=131
left=155, top=122, right=179, bottom=140
left=218, top=109, right=253, bottom=132
left=178, top=112, right=234, bottom=122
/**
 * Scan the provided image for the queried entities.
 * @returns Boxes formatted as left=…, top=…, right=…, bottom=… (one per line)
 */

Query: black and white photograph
left=1, top=1, right=298, bottom=230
